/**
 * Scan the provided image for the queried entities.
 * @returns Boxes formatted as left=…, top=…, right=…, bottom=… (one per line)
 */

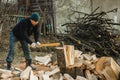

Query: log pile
left=0, top=47, right=120, bottom=80
left=59, top=8, right=120, bottom=59
left=0, top=54, right=60, bottom=80
left=56, top=45, right=120, bottom=80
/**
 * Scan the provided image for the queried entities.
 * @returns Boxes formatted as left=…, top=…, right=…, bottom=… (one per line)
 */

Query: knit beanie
left=30, top=12, right=40, bottom=21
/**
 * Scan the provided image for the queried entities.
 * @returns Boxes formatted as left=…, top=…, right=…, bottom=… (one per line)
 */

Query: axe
left=30, top=42, right=61, bottom=48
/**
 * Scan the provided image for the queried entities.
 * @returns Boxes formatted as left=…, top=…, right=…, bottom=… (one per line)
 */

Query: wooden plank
left=64, top=45, right=75, bottom=67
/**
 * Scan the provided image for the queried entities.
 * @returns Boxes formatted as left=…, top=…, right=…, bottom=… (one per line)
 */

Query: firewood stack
left=59, top=8, right=120, bottom=59
left=0, top=47, right=120, bottom=80
left=56, top=45, right=120, bottom=80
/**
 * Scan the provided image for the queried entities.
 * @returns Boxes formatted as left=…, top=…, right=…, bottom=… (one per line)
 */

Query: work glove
left=36, top=41, right=41, bottom=47
left=31, top=42, right=36, bottom=48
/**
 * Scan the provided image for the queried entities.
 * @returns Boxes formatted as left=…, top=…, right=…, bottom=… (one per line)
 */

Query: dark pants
left=6, top=32, right=31, bottom=63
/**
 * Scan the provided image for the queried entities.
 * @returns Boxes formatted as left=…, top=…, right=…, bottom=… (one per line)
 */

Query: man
left=6, top=12, right=41, bottom=70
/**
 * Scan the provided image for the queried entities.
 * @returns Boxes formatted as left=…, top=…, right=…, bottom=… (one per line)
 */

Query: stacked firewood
left=59, top=8, right=120, bottom=58
left=0, top=54, right=60, bottom=80
left=0, top=45, right=120, bottom=80
left=56, top=45, right=120, bottom=80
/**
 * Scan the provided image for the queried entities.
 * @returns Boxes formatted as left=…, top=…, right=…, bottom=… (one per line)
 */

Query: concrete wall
left=92, top=0, right=120, bottom=29
left=54, top=0, right=91, bottom=33
left=1, top=0, right=17, bottom=3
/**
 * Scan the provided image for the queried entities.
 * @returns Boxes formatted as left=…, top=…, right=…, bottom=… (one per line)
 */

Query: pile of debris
left=0, top=54, right=60, bottom=80
left=56, top=45, right=120, bottom=80
left=0, top=45, right=120, bottom=80
left=59, top=8, right=120, bottom=58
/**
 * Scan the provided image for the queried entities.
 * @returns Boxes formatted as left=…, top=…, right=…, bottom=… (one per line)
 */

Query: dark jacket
left=12, top=18, right=40, bottom=44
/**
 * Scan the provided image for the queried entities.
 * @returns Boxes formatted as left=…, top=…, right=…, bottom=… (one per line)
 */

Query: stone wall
left=92, top=0, right=120, bottom=30
left=54, top=0, right=91, bottom=33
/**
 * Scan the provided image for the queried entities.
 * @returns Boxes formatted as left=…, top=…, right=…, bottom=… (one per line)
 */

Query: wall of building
left=54, top=0, right=92, bottom=33
left=92, top=0, right=120, bottom=29
left=1, top=0, right=17, bottom=3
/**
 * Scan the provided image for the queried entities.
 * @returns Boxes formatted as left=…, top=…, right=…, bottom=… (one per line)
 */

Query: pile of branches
left=59, top=8, right=120, bottom=58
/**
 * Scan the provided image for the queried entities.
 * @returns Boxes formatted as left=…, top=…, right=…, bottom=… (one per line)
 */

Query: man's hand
left=36, top=41, right=41, bottom=47
left=31, top=42, right=36, bottom=48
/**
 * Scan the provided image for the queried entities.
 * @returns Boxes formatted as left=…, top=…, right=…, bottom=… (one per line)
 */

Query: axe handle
left=40, top=43, right=60, bottom=47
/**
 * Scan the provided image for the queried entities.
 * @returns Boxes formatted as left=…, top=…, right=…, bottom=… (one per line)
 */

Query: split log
left=56, top=47, right=85, bottom=78
left=42, top=74, right=50, bottom=80
left=14, top=67, right=23, bottom=72
left=64, top=73, right=74, bottom=80
left=96, top=57, right=120, bottom=80
left=82, top=54, right=93, bottom=61
left=61, top=60, right=84, bottom=78
left=45, top=67, right=60, bottom=76
left=59, top=74, right=63, bottom=80
left=38, top=71, right=44, bottom=80
left=56, top=46, right=66, bottom=74
left=95, top=57, right=106, bottom=79
left=1, top=78, right=12, bottom=80
left=1, top=73, right=13, bottom=79
left=91, top=54, right=97, bottom=61
left=20, top=66, right=32, bottom=80
left=64, top=45, right=75, bottom=67
left=0, top=69, right=13, bottom=79
left=74, top=50, right=82, bottom=58
left=76, top=76, right=88, bottom=80
left=83, top=60, right=91, bottom=66
left=85, top=70, right=98, bottom=80
left=12, top=67, right=23, bottom=76
left=102, top=66, right=117, bottom=80
left=30, top=70, right=38, bottom=80
left=35, top=54, right=52, bottom=65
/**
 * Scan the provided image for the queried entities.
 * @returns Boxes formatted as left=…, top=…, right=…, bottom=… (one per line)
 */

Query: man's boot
left=26, top=59, right=36, bottom=70
left=7, top=62, right=11, bottom=70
